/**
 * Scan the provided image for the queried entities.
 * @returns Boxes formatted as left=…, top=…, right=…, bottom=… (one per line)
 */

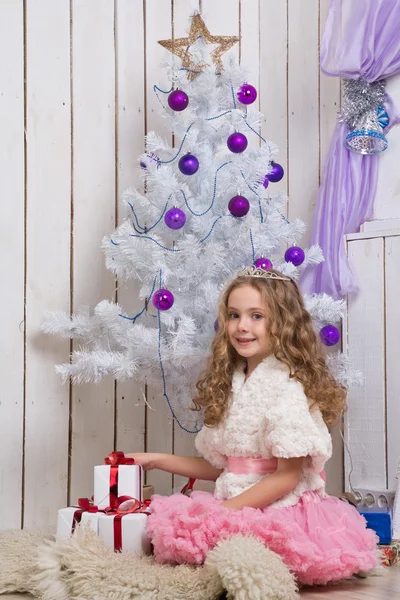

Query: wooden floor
left=1, top=567, right=399, bottom=599
left=300, top=566, right=400, bottom=599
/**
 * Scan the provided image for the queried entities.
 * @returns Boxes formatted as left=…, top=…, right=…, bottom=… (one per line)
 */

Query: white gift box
left=97, top=512, right=152, bottom=554
left=56, top=506, right=99, bottom=540
left=94, top=464, right=143, bottom=509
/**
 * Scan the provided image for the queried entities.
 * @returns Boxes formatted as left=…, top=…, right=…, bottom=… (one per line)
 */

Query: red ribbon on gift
left=109, top=496, right=151, bottom=552
left=71, top=497, right=105, bottom=533
left=180, top=477, right=196, bottom=496
left=104, top=451, right=135, bottom=466
left=103, top=451, right=137, bottom=510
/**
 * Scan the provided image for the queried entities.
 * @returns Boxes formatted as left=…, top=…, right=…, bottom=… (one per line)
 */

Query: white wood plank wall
left=344, top=231, right=400, bottom=494
left=0, top=0, right=342, bottom=530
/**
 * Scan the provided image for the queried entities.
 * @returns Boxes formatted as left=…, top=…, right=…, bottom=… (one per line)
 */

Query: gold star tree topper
left=158, top=14, right=239, bottom=81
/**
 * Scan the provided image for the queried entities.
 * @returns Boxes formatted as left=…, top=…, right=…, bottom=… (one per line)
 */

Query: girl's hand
left=125, top=452, right=160, bottom=471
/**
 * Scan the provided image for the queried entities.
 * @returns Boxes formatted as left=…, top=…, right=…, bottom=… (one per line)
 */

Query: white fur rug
left=0, top=528, right=299, bottom=600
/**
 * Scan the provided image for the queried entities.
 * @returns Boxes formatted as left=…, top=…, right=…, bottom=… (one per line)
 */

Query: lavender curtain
left=301, top=0, right=400, bottom=298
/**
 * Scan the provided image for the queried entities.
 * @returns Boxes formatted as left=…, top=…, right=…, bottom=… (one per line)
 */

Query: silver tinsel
left=340, top=79, right=386, bottom=129
left=340, top=79, right=388, bottom=155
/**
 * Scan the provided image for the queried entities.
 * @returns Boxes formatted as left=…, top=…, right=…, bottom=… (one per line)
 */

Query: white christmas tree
left=42, top=14, right=356, bottom=434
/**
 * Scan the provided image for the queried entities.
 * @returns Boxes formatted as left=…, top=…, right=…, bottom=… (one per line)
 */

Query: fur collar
left=232, top=354, right=288, bottom=395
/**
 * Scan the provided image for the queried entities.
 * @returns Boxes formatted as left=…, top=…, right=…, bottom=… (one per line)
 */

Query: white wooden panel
left=348, top=228, right=400, bottom=241
left=385, top=235, right=400, bottom=489
left=374, top=74, right=400, bottom=221
left=361, top=219, right=400, bottom=234
left=318, top=1, right=343, bottom=496
left=170, top=0, right=201, bottom=493
left=319, top=0, right=340, bottom=174
left=201, top=0, right=239, bottom=45
left=287, top=0, right=319, bottom=240
left=324, top=424, right=344, bottom=497
left=24, top=0, right=71, bottom=528
left=259, top=0, right=288, bottom=205
left=240, top=0, right=260, bottom=150
left=345, top=238, right=386, bottom=490
left=70, top=0, right=116, bottom=505
left=145, top=0, right=174, bottom=138
left=0, top=0, right=24, bottom=530
left=114, top=1, right=146, bottom=455
left=173, top=0, right=200, bottom=35
left=145, top=0, right=174, bottom=496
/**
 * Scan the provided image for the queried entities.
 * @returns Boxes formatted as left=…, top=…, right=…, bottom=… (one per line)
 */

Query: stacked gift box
left=57, top=451, right=154, bottom=554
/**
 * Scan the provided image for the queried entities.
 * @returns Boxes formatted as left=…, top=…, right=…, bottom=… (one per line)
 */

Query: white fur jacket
left=195, top=354, right=332, bottom=508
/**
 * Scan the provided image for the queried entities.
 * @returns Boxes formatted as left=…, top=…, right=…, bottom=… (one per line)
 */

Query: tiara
left=237, top=266, right=292, bottom=282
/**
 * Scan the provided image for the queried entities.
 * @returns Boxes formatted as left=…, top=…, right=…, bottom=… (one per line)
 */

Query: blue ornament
left=345, top=108, right=388, bottom=155
left=377, top=105, right=389, bottom=129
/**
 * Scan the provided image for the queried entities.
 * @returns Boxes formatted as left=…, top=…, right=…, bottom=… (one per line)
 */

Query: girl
left=129, top=267, right=379, bottom=585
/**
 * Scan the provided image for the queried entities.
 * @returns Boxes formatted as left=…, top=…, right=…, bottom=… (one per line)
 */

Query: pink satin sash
left=227, top=456, right=278, bottom=475
left=227, top=456, right=327, bottom=482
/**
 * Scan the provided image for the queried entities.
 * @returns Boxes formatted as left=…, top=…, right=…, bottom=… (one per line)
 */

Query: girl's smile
left=235, top=337, right=256, bottom=346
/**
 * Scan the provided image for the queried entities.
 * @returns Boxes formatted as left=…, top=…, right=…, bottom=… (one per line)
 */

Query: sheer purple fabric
left=301, top=0, right=400, bottom=298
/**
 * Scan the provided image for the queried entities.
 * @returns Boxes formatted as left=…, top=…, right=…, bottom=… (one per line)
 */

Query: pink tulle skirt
left=147, top=491, right=379, bottom=585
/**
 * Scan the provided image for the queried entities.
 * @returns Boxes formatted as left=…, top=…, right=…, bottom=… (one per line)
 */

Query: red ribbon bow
left=104, top=451, right=135, bottom=466
left=77, top=497, right=103, bottom=513
left=108, top=495, right=151, bottom=552
left=103, top=451, right=140, bottom=510
left=113, top=495, right=151, bottom=515
left=71, top=497, right=105, bottom=533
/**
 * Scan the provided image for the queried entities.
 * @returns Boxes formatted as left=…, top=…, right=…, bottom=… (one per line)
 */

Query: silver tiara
left=237, top=266, right=292, bottom=282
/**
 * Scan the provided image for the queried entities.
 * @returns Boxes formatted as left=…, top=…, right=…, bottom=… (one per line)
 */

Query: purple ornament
left=228, top=195, right=250, bottom=218
left=284, top=246, right=305, bottom=267
left=214, top=319, right=219, bottom=332
left=168, top=89, right=189, bottom=112
left=164, top=207, right=186, bottom=230
left=152, top=289, right=174, bottom=311
left=262, top=175, right=269, bottom=189
left=267, top=161, right=284, bottom=183
left=140, top=160, right=147, bottom=169
left=178, top=153, right=199, bottom=175
left=227, top=132, right=248, bottom=153
left=254, top=257, right=273, bottom=270
left=320, top=324, right=340, bottom=347
left=237, top=83, right=257, bottom=105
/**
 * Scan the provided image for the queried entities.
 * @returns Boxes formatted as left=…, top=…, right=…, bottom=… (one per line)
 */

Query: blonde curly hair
left=192, top=269, right=347, bottom=428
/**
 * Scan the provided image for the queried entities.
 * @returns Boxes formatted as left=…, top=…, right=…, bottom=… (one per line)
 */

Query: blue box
left=358, top=508, right=392, bottom=545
